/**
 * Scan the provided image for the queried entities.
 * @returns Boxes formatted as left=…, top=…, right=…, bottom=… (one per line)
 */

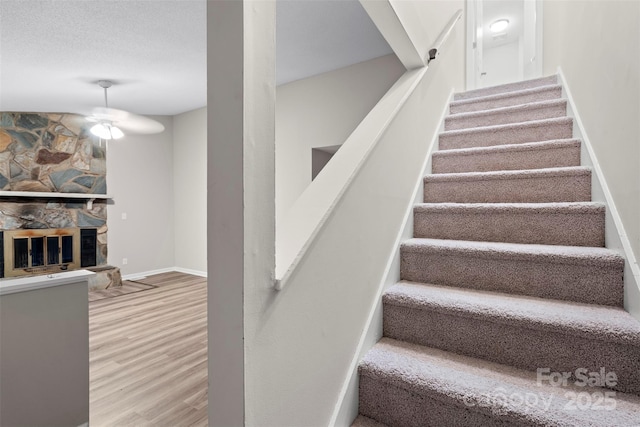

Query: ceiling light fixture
left=90, top=122, right=124, bottom=140
left=90, top=80, right=124, bottom=140
left=490, top=19, right=509, bottom=33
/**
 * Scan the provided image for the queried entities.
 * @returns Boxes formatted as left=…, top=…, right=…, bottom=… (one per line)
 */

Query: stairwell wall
left=246, top=2, right=465, bottom=425
left=542, top=0, right=640, bottom=315
left=276, top=54, right=405, bottom=227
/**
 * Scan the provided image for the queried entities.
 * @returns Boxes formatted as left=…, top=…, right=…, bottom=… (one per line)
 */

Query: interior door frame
left=465, top=0, right=481, bottom=90
left=465, top=0, right=544, bottom=90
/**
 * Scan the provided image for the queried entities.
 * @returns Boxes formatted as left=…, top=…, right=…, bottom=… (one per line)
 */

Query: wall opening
left=311, top=145, right=342, bottom=180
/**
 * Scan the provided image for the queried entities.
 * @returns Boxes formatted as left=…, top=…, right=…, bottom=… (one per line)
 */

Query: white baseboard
left=558, top=67, right=640, bottom=321
left=173, top=267, right=208, bottom=278
left=329, top=88, right=453, bottom=426
left=122, top=267, right=207, bottom=281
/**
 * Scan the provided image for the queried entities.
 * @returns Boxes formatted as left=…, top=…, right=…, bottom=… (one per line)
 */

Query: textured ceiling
left=0, top=0, right=392, bottom=116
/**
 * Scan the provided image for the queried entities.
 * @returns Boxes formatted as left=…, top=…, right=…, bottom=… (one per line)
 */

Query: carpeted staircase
left=353, top=75, right=640, bottom=426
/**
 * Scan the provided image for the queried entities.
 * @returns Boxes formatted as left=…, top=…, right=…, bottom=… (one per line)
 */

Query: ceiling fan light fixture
left=91, top=122, right=124, bottom=140
left=87, top=79, right=165, bottom=138
left=110, top=126, right=124, bottom=139
left=90, top=80, right=124, bottom=140
left=490, top=19, right=509, bottom=33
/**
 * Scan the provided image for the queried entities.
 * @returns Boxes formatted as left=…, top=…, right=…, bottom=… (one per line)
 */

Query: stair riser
left=424, top=173, right=591, bottom=203
left=454, top=75, right=558, bottom=101
left=445, top=103, right=567, bottom=131
left=413, top=210, right=605, bottom=247
left=383, top=306, right=640, bottom=394
left=400, top=252, right=623, bottom=306
left=439, top=121, right=573, bottom=150
left=450, top=87, right=563, bottom=114
left=359, top=375, right=509, bottom=427
left=432, top=144, right=580, bottom=173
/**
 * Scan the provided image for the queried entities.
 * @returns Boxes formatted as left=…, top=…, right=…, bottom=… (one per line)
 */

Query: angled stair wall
left=354, top=75, right=640, bottom=426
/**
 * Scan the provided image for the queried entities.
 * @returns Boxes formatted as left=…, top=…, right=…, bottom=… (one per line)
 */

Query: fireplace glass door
left=13, top=238, right=29, bottom=269
left=12, top=235, right=73, bottom=269
left=4, top=228, right=81, bottom=277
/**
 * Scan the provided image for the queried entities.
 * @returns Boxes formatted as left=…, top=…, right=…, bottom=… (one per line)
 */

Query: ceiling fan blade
left=115, top=115, right=165, bottom=135
left=87, top=107, right=165, bottom=135
left=89, top=107, right=131, bottom=122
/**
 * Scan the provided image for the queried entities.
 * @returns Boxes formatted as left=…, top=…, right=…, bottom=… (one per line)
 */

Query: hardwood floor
left=89, top=272, right=207, bottom=426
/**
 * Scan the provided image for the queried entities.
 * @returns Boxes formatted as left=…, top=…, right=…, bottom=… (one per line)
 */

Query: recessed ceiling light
left=490, top=19, right=509, bottom=33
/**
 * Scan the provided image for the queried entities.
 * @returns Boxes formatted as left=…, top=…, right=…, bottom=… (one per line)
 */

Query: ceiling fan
left=86, top=80, right=165, bottom=140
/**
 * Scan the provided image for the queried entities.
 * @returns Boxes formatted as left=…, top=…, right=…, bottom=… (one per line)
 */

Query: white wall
left=173, top=107, right=207, bottom=275
left=106, top=116, right=175, bottom=277
left=482, top=39, right=521, bottom=87
left=276, top=54, right=405, bottom=225
left=312, top=148, right=334, bottom=180
left=543, top=0, right=640, bottom=313
left=391, top=0, right=462, bottom=63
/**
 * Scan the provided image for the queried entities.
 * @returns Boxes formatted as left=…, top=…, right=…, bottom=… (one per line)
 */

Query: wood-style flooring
left=89, top=272, right=207, bottom=426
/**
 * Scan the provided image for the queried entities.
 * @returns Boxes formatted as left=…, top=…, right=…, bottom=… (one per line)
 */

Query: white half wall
left=173, top=107, right=207, bottom=274
left=106, top=116, right=175, bottom=277
left=0, top=278, right=90, bottom=427
left=276, top=53, right=405, bottom=227
left=543, top=0, right=640, bottom=313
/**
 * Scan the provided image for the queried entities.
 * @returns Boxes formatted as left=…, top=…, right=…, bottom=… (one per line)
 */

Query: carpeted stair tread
left=401, top=238, right=622, bottom=267
left=445, top=99, right=567, bottom=131
left=423, top=166, right=591, bottom=203
left=413, top=202, right=605, bottom=247
left=414, top=201, right=604, bottom=214
left=383, top=282, right=640, bottom=394
left=432, top=139, right=581, bottom=173
left=384, top=281, right=640, bottom=346
left=425, top=166, right=590, bottom=184
left=351, top=415, right=388, bottom=427
left=453, top=75, right=558, bottom=101
left=400, top=238, right=623, bottom=306
left=449, top=84, right=563, bottom=114
left=359, top=338, right=640, bottom=427
left=439, top=117, right=573, bottom=150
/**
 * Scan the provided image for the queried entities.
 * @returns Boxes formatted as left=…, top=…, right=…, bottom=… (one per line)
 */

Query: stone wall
left=0, top=199, right=108, bottom=266
left=0, top=112, right=106, bottom=193
left=1, top=112, right=114, bottom=283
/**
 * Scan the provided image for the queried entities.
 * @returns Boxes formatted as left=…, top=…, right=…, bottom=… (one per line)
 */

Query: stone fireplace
left=0, top=112, right=120, bottom=288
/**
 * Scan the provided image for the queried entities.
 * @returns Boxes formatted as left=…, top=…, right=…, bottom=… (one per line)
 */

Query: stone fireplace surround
left=0, top=112, right=120, bottom=289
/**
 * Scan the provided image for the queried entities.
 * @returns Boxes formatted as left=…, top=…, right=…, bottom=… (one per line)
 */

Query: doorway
left=466, top=0, right=543, bottom=90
